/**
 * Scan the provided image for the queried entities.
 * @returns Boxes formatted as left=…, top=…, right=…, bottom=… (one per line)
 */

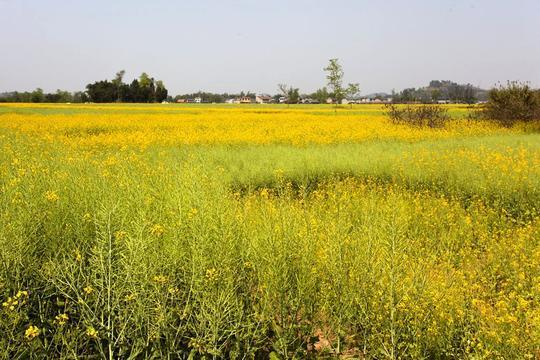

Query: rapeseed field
left=0, top=103, right=539, bottom=358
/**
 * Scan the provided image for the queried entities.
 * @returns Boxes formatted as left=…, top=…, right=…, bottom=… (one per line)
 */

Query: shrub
left=384, top=104, right=450, bottom=128
left=481, top=82, right=540, bottom=126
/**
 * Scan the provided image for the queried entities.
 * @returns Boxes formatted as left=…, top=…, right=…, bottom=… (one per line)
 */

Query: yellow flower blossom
left=115, top=230, right=127, bottom=240
left=55, top=313, right=69, bottom=326
left=150, top=224, right=164, bottom=237
left=205, top=268, right=218, bottom=282
left=83, top=286, right=94, bottom=295
left=168, top=287, right=179, bottom=295
left=153, top=274, right=168, bottom=284
left=187, top=208, right=198, bottom=220
left=45, top=190, right=59, bottom=202
left=25, top=325, right=40, bottom=340
left=86, top=326, right=98, bottom=339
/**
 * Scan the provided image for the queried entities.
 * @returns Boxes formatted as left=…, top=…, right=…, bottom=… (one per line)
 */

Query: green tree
left=346, top=83, right=360, bottom=108
left=324, top=59, right=345, bottom=106
left=112, top=70, right=126, bottom=102
left=278, top=84, right=299, bottom=106
left=72, top=91, right=87, bottom=103
left=155, top=80, right=168, bottom=103
left=288, top=87, right=300, bottom=104
left=112, top=70, right=125, bottom=86
left=137, top=73, right=155, bottom=102
left=31, top=88, right=44, bottom=103
left=55, top=89, right=73, bottom=103
left=129, top=79, right=141, bottom=102
left=431, top=89, right=441, bottom=102
left=139, top=72, right=152, bottom=88
left=312, top=87, right=329, bottom=104
left=86, top=81, right=117, bottom=102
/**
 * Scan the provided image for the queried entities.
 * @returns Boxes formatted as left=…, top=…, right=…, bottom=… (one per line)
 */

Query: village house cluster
left=175, top=94, right=394, bottom=104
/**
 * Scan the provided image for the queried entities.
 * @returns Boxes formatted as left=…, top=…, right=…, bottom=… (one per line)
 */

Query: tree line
left=0, top=63, right=492, bottom=104
left=0, top=89, right=88, bottom=103
left=85, top=71, right=168, bottom=103
left=0, top=71, right=168, bottom=103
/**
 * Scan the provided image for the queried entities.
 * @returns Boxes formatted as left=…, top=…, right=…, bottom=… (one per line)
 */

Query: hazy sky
left=1, top=0, right=539, bottom=95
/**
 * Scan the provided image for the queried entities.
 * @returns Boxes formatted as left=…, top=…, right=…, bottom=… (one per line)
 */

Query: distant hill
left=426, top=80, right=488, bottom=101
left=393, top=80, right=488, bottom=103
left=363, top=92, right=392, bottom=99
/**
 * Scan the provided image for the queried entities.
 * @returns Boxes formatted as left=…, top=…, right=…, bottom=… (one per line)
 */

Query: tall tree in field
left=288, top=87, right=300, bottom=104
left=129, top=79, right=142, bottom=102
left=345, top=83, right=360, bottom=108
left=112, top=70, right=125, bottom=86
left=155, top=80, right=168, bottom=103
left=112, top=70, right=125, bottom=102
left=138, top=72, right=154, bottom=102
left=139, top=72, right=151, bottom=88
left=31, top=88, right=44, bottom=103
left=324, top=59, right=360, bottom=109
left=324, top=59, right=344, bottom=106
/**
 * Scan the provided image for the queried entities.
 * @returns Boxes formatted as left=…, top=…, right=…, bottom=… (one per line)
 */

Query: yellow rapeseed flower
left=187, top=208, right=198, bottom=220
left=150, top=224, right=164, bottom=237
left=115, top=230, right=127, bottom=240
left=205, top=268, right=218, bottom=282
left=86, top=326, right=98, bottom=339
left=44, top=190, right=59, bottom=202
left=55, top=313, right=69, bottom=326
left=15, top=290, right=29, bottom=298
left=168, top=287, right=179, bottom=295
left=153, top=274, right=168, bottom=284
left=2, top=297, right=17, bottom=311
left=25, top=325, right=40, bottom=340
left=83, top=286, right=94, bottom=295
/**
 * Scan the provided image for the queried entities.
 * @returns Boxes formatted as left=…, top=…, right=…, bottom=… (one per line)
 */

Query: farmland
left=0, top=103, right=539, bottom=358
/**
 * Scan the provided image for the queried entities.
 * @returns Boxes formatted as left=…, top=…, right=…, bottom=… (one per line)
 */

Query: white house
left=255, top=94, right=273, bottom=104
